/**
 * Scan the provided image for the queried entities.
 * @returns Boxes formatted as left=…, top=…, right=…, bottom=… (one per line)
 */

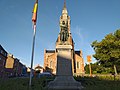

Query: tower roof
left=62, top=0, right=68, bottom=15
left=63, top=0, right=66, bottom=9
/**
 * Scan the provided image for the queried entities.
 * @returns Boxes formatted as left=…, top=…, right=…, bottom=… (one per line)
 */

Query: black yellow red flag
left=32, top=0, right=38, bottom=25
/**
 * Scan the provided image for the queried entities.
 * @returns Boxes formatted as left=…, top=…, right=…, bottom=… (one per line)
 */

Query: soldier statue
left=60, top=21, right=69, bottom=42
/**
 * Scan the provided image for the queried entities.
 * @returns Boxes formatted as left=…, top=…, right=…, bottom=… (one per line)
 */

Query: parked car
left=38, top=72, right=52, bottom=78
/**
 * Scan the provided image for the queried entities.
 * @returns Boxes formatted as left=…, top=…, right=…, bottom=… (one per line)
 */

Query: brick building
left=14, top=58, right=27, bottom=76
left=44, top=2, right=84, bottom=75
left=34, top=64, right=44, bottom=73
left=0, top=45, right=27, bottom=77
left=5, top=54, right=27, bottom=77
left=0, top=45, right=7, bottom=78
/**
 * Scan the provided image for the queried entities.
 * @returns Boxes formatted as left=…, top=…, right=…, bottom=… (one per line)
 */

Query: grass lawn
left=75, top=75, right=120, bottom=90
left=0, top=77, right=46, bottom=90
left=0, top=75, right=120, bottom=90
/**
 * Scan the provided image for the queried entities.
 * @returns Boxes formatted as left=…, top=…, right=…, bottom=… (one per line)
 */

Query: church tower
left=44, top=0, right=84, bottom=75
left=56, top=0, right=74, bottom=48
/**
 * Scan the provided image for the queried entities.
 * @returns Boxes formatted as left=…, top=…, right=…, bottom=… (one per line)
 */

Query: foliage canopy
left=91, top=29, right=120, bottom=67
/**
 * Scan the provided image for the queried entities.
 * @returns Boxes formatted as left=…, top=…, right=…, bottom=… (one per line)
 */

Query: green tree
left=84, top=62, right=113, bottom=74
left=91, top=29, right=120, bottom=75
left=84, top=63, right=89, bottom=74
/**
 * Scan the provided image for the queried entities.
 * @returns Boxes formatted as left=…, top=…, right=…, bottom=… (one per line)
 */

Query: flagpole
left=29, top=24, right=36, bottom=86
left=29, top=0, right=38, bottom=87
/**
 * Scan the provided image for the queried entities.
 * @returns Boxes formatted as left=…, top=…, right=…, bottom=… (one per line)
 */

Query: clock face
left=62, top=21, right=65, bottom=25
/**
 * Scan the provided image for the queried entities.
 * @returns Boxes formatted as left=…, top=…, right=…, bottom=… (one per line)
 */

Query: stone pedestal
left=47, top=45, right=83, bottom=90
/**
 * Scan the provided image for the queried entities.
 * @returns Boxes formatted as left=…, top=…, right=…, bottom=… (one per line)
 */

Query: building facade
left=34, top=64, right=44, bottom=73
left=0, top=45, right=7, bottom=78
left=0, top=45, right=27, bottom=78
left=44, top=2, right=84, bottom=75
left=5, top=54, right=27, bottom=77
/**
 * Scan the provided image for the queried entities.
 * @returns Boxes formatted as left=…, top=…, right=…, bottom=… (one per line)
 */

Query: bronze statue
left=60, top=21, right=69, bottom=42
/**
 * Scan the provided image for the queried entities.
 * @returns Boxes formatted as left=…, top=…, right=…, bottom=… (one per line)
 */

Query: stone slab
left=47, top=76, right=83, bottom=90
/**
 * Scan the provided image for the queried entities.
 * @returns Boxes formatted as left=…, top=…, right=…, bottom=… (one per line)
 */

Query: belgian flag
left=32, top=0, right=38, bottom=25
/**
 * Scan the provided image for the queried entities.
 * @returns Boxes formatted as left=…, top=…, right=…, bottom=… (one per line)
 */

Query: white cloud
left=71, top=26, right=85, bottom=48
left=71, top=26, right=96, bottom=63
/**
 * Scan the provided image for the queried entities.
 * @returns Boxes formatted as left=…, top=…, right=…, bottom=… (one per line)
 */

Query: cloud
left=71, top=26, right=84, bottom=47
left=71, top=26, right=96, bottom=63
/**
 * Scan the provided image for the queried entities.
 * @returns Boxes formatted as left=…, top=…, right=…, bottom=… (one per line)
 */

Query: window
left=0, top=50, right=3, bottom=54
left=4, top=53, right=7, bottom=57
left=50, top=61, right=52, bottom=68
left=77, top=61, right=80, bottom=69
left=62, top=21, right=65, bottom=25
left=3, top=60, right=5, bottom=66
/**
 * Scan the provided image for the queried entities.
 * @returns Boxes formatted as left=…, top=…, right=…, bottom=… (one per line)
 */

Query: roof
left=35, top=65, right=43, bottom=69
left=75, top=51, right=80, bottom=56
left=0, top=44, right=7, bottom=53
left=46, top=50, right=55, bottom=53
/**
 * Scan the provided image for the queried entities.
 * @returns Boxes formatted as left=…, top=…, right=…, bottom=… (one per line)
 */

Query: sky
left=0, top=0, right=120, bottom=68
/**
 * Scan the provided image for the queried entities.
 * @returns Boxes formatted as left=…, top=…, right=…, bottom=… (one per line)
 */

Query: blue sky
left=0, top=0, right=120, bottom=67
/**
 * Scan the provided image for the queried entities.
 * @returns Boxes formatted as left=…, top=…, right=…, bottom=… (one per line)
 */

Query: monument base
left=47, top=76, right=83, bottom=90
left=46, top=45, right=83, bottom=90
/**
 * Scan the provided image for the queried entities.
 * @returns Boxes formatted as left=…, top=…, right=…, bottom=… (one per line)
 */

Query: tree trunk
left=114, top=65, right=118, bottom=75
